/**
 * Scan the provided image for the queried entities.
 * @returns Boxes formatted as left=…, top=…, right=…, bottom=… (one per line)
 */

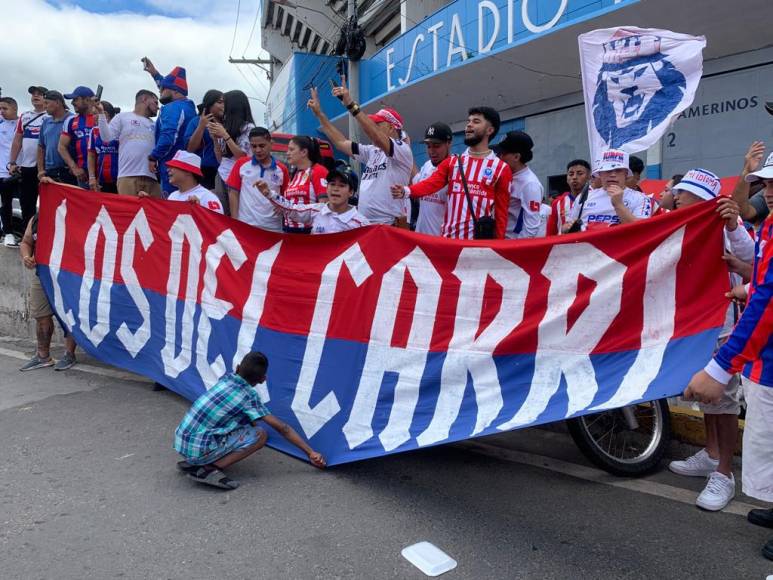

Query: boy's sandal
left=176, top=461, right=198, bottom=474
left=187, top=467, right=240, bottom=490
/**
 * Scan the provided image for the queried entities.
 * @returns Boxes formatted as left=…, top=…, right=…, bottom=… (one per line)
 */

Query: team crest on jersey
left=483, top=167, right=493, bottom=178
left=452, top=182, right=462, bottom=193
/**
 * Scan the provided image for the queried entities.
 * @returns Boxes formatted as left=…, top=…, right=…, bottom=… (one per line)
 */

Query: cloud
left=3, top=0, right=269, bottom=118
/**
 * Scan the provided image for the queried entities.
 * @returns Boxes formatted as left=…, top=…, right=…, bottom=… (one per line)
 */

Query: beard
left=464, top=133, right=483, bottom=147
left=159, top=94, right=173, bottom=105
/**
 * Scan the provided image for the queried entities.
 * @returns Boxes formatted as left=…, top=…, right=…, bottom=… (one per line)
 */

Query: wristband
left=346, top=101, right=358, bottom=111
left=350, top=104, right=361, bottom=117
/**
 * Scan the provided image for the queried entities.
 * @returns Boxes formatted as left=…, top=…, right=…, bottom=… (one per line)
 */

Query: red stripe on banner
left=35, top=184, right=728, bottom=356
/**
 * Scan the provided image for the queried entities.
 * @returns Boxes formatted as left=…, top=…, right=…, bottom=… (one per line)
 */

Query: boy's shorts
left=188, top=425, right=266, bottom=466
left=700, top=337, right=741, bottom=415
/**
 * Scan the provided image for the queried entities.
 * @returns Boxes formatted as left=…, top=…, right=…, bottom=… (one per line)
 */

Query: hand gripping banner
left=36, top=184, right=727, bottom=465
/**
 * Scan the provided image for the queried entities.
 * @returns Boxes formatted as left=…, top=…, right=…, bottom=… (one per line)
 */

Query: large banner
left=579, top=27, right=706, bottom=164
left=36, top=184, right=727, bottom=465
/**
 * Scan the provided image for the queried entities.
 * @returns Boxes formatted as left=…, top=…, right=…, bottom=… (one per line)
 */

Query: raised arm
left=307, top=87, right=352, bottom=157
left=330, top=75, right=392, bottom=155
left=254, top=179, right=313, bottom=225
left=733, top=141, right=766, bottom=221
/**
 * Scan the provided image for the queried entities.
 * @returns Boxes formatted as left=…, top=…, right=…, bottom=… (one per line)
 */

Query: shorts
left=117, top=176, right=161, bottom=197
left=700, top=337, right=741, bottom=415
left=742, top=377, right=773, bottom=502
left=29, top=274, right=53, bottom=319
left=187, top=425, right=266, bottom=466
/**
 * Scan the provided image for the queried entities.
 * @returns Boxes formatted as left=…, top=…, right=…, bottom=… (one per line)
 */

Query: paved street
left=1, top=341, right=772, bottom=580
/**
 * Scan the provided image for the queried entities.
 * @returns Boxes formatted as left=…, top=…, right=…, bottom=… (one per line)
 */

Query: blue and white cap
left=745, top=152, right=773, bottom=183
left=674, top=168, right=721, bottom=201
left=593, top=149, right=632, bottom=177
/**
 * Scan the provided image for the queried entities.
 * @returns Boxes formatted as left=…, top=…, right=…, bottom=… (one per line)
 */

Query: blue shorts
left=188, top=425, right=266, bottom=466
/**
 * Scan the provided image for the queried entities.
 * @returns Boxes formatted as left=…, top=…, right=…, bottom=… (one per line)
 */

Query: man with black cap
left=412, top=122, right=452, bottom=236
left=58, top=86, right=97, bottom=188
left=8, top=86, right=48, bottom=234
left=494, top=130, right=544, bottom=239
left=391, top=106, right=512, bottom=240
left=37, top=90, right=74, bottom=186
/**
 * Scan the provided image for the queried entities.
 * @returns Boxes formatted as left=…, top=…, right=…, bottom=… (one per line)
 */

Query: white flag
left=579, top=27, right=706, bottom=165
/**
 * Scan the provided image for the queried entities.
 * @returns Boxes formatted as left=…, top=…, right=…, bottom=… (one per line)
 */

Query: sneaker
left=19, top=355, right=54, bottom=372
left=4, top=234, right=18, bottom=247
left=668, top=448, right=719, bottom=477
left=763, top=538, right=773, bottom=561
left=696, top=471, right=736, bottom=511
left=54, top=351, right=76, bottom=371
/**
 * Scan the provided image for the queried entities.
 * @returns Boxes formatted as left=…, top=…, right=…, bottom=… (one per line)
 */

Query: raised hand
left=307, top=87, right=322, bottom=117
left=391, top=184, right=406, bottom=199
left=331, top=74, right=352, bottom=106
left=744, top=141, right=766, bottom=174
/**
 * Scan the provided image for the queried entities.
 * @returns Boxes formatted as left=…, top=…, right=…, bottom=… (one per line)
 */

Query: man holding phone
left=57, top=86, right=97, bottom=188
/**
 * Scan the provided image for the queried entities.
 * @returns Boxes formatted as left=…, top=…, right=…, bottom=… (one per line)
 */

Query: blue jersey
left=88, top=127, right=119, bottom=185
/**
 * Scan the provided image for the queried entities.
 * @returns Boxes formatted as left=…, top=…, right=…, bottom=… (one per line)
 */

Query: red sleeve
left=311, top=163, right=328, bottom=199
left=15, top=117, right=23, bottom=135
left=278, top=162, right=290, bottom=195
left=226, top=157, right=249, bottom=190
left=546, top=197, right=559, bottom=236
left=409, top=156, right=452, bottom=198
left=493, top=164, right=512, bottom=239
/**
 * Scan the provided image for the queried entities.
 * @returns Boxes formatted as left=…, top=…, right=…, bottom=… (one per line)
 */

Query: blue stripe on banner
left=39, top=266, right=719, bottom=465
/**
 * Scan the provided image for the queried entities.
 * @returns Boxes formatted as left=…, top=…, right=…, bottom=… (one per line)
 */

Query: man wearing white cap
left=140, top=150, right=223, bottom=214
left=564, top=149, right=652, bottom=233
left=307, top=77, right=413, bottom=227
left=667, top=169, right=754, bottom=511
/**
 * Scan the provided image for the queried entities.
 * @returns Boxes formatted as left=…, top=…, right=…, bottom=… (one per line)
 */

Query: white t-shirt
left=226, top=156, right=288, bottom=232
left=266, top=193, right=370, bottom=234
left=352, top=138, right=413, bottom=224
left=98, top=112, right=156, bottom=179
left=568, top=187, right=652, bottom=231
left=167, top=184, right=224, bottom=214
left=15, top=110, right=49, bottom=168
left=217, top=122, right=255, bottom=182
left=538, top=203, right=552, bottom=237
left=0, top=119, right=17, bottom=178
left=413, top=159, right=447, bottom=236
left=506, top=166, right=544, bottom=239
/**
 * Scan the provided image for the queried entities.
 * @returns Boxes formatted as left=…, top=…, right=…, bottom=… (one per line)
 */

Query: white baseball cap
left=593, top=149, right=633, bottom=177
left=166, top=150, right=203, bottom=176
left=673, top=168, right=722, bottom=201
left=745, top=152, right=773, bottom=182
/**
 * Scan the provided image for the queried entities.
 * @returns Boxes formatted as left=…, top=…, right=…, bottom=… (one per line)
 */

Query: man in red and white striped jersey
left=546, top=159, right=591, bottom=235
left=391, top=107, right=512, bottom=240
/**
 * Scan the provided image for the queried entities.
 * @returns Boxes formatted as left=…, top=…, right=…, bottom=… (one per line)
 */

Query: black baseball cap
left=43, top=90, right=66, bottom=104
left=28, top=86, right=48, bottom=95
left=492, top=130, right=534, bottom=155
left=424, top=122, right=453, bottom=143
left=326, top=167, right=356, bottom=190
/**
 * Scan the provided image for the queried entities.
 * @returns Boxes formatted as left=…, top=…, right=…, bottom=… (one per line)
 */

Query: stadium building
left=261, top=0, right=773, bottom=194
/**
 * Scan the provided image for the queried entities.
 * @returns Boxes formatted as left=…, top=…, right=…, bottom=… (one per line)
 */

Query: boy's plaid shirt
left=174, top=373, right=270, bottom=460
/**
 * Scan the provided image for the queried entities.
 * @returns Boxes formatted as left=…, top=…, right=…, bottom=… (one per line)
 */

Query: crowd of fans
left=1, top=60, right=773, bottom=545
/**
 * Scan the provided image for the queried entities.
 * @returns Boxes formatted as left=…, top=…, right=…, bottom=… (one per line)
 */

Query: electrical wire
left=229, top=0, right=242, bottom=57
left=242, top=0, right=262, bottom=57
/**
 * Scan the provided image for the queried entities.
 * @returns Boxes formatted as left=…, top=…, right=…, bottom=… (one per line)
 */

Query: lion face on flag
left=592, top=49, right=687, bottom=148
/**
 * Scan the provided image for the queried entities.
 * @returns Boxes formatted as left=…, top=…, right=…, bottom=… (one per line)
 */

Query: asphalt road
left=1, top=341, right=772, bottom=580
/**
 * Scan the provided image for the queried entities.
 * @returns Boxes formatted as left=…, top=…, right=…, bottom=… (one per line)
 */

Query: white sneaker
left=3, top=234, right=17, bottom=247
left=668, top=448, right=719, bottom=477
left=696, top=471, right=735, bottom=511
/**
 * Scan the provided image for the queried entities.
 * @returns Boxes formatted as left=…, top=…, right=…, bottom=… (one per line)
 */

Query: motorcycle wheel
left=567, top=399, right=671, bottom=477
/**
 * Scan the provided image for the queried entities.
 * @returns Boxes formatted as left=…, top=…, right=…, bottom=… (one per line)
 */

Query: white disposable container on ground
left=401, top=541, right=457, bottom=577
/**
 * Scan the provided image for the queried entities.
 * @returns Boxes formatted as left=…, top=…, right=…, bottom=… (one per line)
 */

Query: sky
left=2, top=0, right=270, bottom=118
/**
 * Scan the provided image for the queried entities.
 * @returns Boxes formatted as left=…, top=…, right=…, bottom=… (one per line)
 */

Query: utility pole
left=347, top=0, right=360, bottom=143
left=228, top=57, right=275, bottom=81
